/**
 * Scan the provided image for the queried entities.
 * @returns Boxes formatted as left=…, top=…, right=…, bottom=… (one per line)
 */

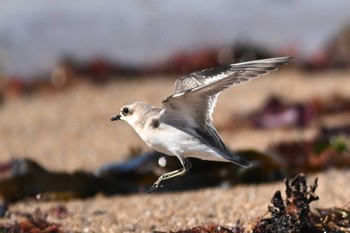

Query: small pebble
left=158, top=156, right=167, bottom=167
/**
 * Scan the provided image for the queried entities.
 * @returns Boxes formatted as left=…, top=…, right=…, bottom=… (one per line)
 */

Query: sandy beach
left=1, top=70, right=350, bottom=232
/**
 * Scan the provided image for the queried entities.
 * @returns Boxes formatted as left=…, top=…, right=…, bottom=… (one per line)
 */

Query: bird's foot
left=148, top=183, right=161, bottom=193
left=148, top=178, right=164, bottom=193
left=148, top=159, right=191, bottom=193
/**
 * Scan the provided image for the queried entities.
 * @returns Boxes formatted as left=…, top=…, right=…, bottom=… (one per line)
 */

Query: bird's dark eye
left=122, top=107, right=129, bottom=115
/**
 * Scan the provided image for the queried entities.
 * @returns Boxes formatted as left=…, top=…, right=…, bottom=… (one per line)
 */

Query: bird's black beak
left=111, top=115, right=121, bottom=121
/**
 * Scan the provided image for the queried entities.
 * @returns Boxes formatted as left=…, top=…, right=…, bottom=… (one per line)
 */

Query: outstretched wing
left=161, top=57, right=293, bottom=131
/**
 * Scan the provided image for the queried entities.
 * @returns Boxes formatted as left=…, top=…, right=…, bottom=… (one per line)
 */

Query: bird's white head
left=111, top=102, right=155, bottom=127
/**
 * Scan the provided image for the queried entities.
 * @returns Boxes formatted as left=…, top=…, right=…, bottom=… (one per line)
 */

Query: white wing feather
left=161, top=57, right=293, bottom=131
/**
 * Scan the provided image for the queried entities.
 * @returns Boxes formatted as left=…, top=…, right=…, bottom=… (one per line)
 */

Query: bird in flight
left=111, top=57, right=293, bottom=192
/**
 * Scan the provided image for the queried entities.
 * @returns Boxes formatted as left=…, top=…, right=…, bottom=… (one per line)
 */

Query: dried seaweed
left=0, top=208, right=63, bottom=233
left=253, top=174, right=350, bottom=233
left=310, top=208, right=350, bottom=232
left=270, top=136, right=350, bottom=174
left=0, top=151, right=284, bottom=205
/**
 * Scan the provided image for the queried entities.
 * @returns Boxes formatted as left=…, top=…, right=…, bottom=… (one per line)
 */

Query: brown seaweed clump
left=253, top=174, right=350, bottom=233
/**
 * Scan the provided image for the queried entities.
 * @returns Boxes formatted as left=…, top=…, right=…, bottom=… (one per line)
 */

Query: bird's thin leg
left=148, top=156, right=191, bottom=193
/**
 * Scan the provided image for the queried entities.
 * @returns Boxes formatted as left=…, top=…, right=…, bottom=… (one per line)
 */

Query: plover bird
left=111, top=57, right=292, bottom=192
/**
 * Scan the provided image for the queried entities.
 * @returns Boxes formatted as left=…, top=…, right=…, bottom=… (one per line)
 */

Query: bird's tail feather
left=219, top=150, right=252, bottom=168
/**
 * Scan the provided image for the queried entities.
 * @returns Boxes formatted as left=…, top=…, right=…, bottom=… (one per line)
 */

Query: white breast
left=135, top=122, right=226, bottom=162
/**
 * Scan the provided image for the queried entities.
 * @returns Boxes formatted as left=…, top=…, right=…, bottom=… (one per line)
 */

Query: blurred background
left=0, top=0, right=350, bottom=194
left=1, top=0, right=350, bottom=82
